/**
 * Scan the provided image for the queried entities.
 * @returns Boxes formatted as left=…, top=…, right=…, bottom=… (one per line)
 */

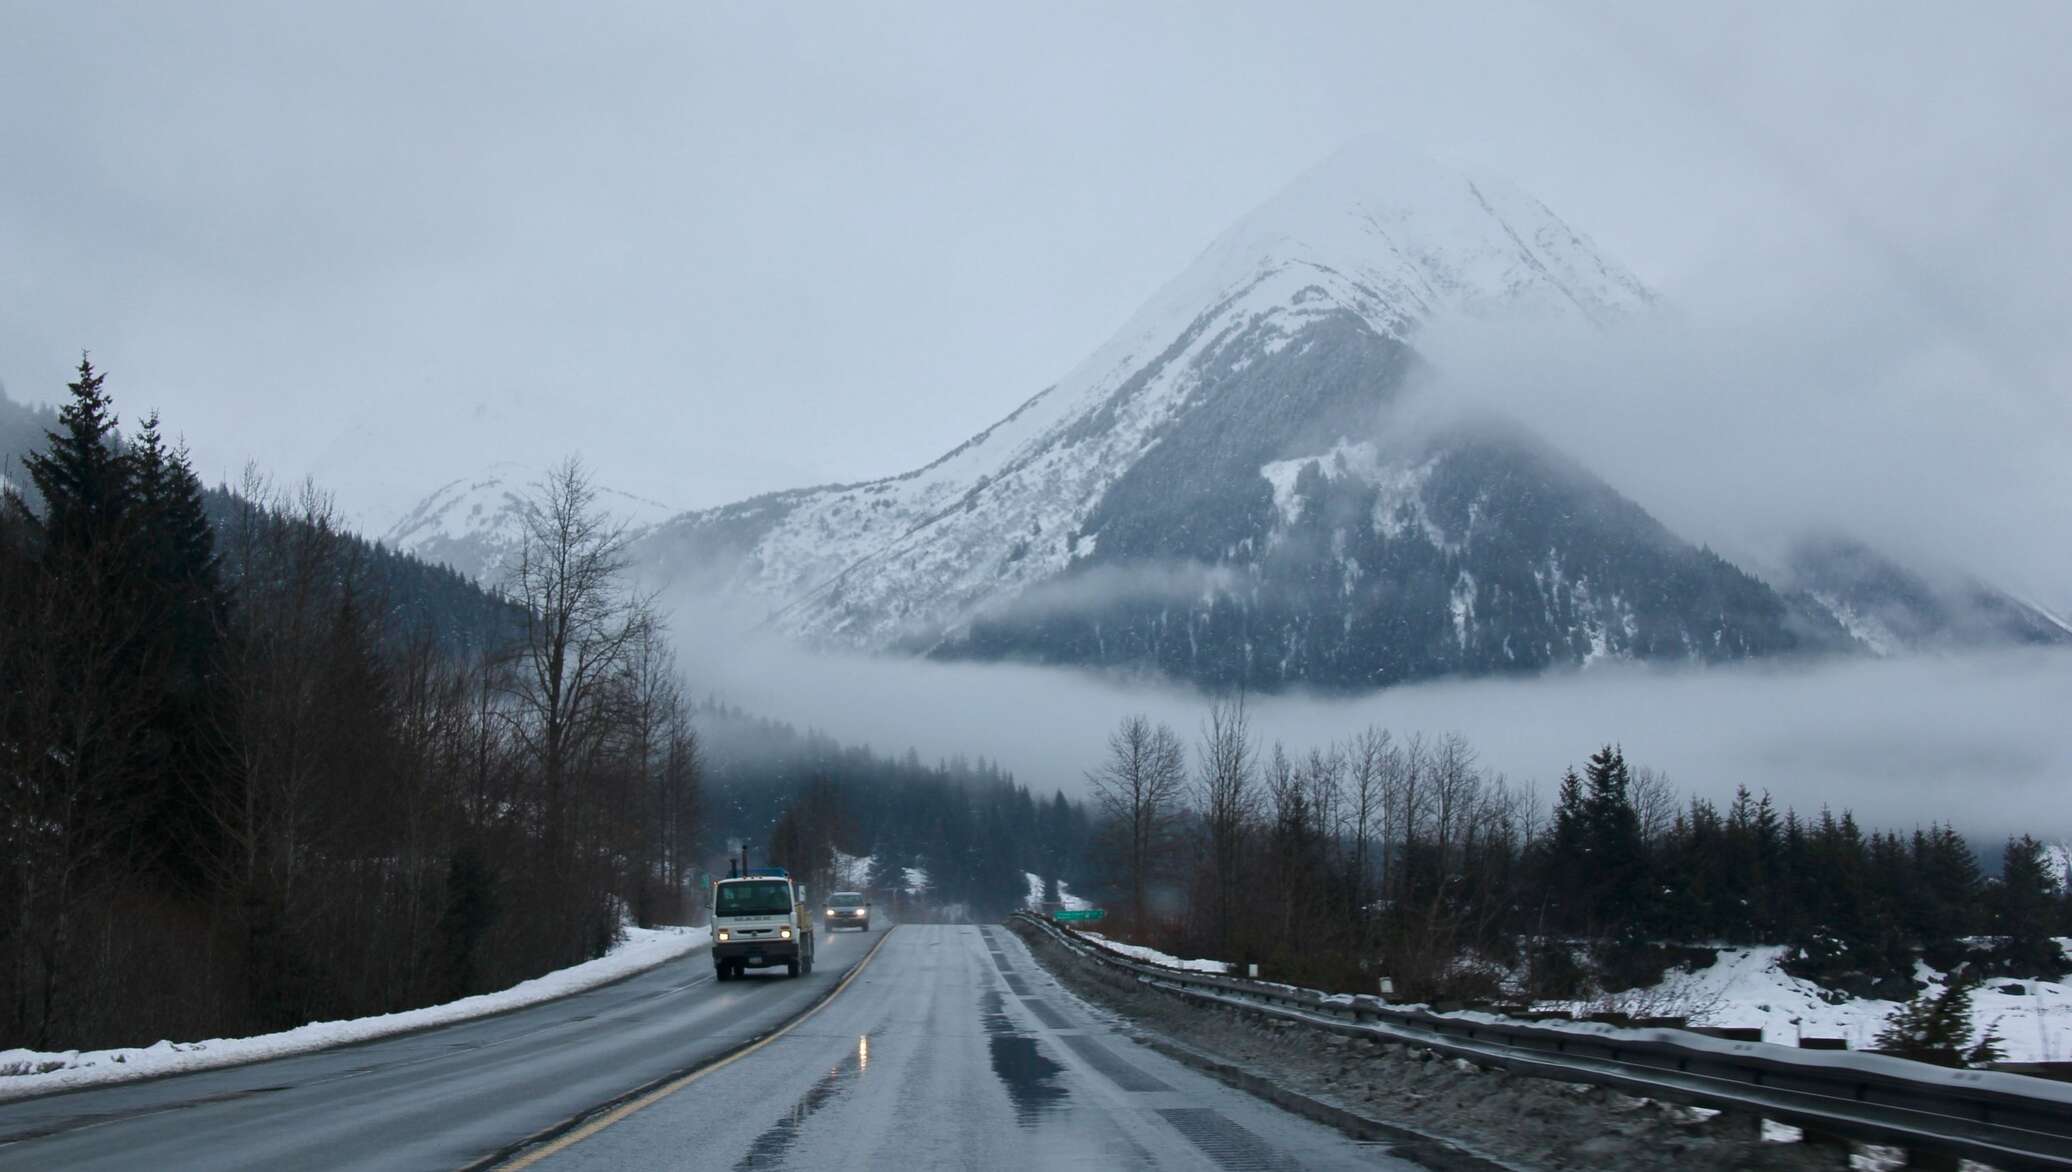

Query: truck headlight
left=779, top=926, right=792, bottom=940
left=717, top=929, right=730, bottom=942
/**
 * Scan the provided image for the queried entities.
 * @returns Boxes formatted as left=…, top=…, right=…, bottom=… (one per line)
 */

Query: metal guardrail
left=1010, top=911, right=2072, bottom=1171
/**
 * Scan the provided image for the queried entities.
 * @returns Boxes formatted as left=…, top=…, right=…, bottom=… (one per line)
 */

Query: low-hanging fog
left=5, top=2, right=2066, bottom=844
left=667, top=607, right=2072, bottom=844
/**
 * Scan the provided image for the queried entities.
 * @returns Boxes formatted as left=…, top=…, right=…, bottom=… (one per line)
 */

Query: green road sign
left=1052, top=909, right=1106, bottom=922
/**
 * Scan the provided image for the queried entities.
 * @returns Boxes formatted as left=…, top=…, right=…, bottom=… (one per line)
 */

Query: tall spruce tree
left=1582, top=745, right=1644, bottom=933
left=1996, top=836, right=2065, bottom=975
left=23, top=356, right=131, bottom=558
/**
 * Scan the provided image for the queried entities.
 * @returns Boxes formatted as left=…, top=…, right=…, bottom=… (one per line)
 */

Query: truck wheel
left=786, top=959, right=800, bottom=978
left=715, top=964, right=729, bottom=982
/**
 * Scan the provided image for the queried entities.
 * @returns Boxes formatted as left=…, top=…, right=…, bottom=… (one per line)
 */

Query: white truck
left=710, top=869, right=816, bottom=980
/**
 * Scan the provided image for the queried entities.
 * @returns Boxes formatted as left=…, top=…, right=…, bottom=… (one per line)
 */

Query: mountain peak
left=1184, top=136, right=1654, bottom=336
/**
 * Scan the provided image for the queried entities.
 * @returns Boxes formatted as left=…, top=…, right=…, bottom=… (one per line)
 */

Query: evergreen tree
left=1547, top=767, right=1587, bottom=930
left=22, top=355, right=131, bottom=558
left=1582, top=745, right=1644, bottom=932
left=1996, top=836, right=2066, bottom=974
left=1874, top=968, right=2004, bottom=1068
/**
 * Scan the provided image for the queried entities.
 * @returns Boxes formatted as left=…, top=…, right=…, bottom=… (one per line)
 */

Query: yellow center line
left=498, top=927, right=897, bottom=1170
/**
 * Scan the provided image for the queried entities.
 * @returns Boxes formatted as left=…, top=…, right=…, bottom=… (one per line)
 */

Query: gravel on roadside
left=1009, top=919, right=1858, bottom=1172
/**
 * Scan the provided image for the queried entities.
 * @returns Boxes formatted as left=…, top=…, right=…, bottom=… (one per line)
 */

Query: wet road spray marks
left=1017, top=997, right=1073, bottom=1030
left=980, top=989, right=1065, bottom=1124
left=1056, top=1034, right=1169, bottom=1092
left=733, top=1035, right=871, bottom=1170
left=1156, top=1108, right=1280, bottom=1171
left=1001, top=973, right=1033, bottom=996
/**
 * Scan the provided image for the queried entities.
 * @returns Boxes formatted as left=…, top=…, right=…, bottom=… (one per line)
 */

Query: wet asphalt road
left=0, top=925, right=885, bottom=1171
left=523, top=923, right=1421, bottom=1171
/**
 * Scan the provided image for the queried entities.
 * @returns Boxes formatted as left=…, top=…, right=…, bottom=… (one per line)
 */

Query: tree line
left=1082, top=701, right=2070, bottom=1001
left=2, top=359, right=700, bottom=1051
left=695, top=704, right=1093, bottom=919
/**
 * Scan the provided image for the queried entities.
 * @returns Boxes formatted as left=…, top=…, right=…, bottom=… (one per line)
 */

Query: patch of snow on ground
left=1538, top=945, right=2072, bottom=1063
left=0, top=923, right=710, bottom=1102
left=832, top=850, right=874, bottom=889
left=1022, top=872, right=1093, bottom=911
left=1080, top=932, right=1234, bottom=975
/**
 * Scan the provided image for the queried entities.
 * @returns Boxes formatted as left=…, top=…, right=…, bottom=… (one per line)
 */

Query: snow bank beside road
left=1579, top=943, right=2072, bottom=1063
left=1050, top=923, right=2072, bottom=1064
left=0, top=923, right=710, bottom=1102
left=1080, top=932, right=1233, bottom=975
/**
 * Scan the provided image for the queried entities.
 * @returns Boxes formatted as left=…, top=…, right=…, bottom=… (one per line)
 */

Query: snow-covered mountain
left=405, top=138, right=2064, bottom=689
left=385, top=462, right=676, bottom=586
left=643, top=142, right=1651, bottom=638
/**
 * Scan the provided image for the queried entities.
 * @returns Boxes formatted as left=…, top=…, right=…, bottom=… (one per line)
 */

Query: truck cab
left=711, top=869, right=816, bottom=980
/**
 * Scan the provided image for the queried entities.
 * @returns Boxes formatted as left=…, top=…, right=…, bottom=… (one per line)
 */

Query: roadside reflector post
left=1379, top=976, right=1395, bottom=1000
left=1247, top=963, right=1259, bottom=978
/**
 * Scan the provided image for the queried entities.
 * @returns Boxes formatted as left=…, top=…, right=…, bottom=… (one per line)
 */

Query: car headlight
left=779, top=926, right=792, bottom=940
left=717, top=929, right=730, bottom=942
left=824, top=909, right=835, bottom=917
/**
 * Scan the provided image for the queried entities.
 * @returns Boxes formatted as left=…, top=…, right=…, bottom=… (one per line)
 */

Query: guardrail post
left=1793, top=1037, right=1851, bottom=1153
left=1901, top=1145, right=1961, bottom=1171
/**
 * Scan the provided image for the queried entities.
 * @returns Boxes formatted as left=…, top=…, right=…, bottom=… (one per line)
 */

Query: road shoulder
left=1008, top=919, right=1848, bottom=1172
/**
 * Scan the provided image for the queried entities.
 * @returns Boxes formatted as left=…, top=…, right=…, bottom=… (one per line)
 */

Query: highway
left=520, top=924, right=1414, bottom=1171
left=0, top=927, right=884, bottom=1170
left=0, top=923, right=1420, bottom=1170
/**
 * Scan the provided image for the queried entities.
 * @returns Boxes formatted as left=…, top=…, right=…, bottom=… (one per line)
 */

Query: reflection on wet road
left=530, top=924, right=1424, bottom=1171
left=736, top=1035, right=871, bottom=1170
left=980, top=988, right=1067, bottom=1123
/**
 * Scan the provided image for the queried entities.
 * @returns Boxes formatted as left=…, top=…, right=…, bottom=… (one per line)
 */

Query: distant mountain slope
left=384, top=462, right=677, bottom=587
left=1783, top=536, right=2072, bottom=655
left=949, top=418, right=1858, bottom=687
left=1, top=383, right=59, bottom=484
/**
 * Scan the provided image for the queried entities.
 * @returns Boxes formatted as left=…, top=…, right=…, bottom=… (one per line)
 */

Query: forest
left=1079, top=701, right=2071, bottom=1010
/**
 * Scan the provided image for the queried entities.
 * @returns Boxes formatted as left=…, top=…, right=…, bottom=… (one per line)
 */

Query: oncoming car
left=823, top=890, right=870, bottom=931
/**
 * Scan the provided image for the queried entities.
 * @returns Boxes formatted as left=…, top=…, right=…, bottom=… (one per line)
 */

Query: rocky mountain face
left=391, top=139, right=2069, bottom=689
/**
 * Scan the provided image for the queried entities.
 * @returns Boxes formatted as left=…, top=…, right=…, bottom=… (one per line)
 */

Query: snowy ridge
left=386, top=462, right=678, bottom=585
left=644, top=139, right=1651, bottom=648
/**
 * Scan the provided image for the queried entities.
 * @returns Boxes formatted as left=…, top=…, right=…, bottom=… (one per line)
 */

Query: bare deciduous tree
left=1194, top=696, right=1257, bottom=954
left=1087, top=714, right=1186, bottom=929
left=506, top=458, right=646, bottom=879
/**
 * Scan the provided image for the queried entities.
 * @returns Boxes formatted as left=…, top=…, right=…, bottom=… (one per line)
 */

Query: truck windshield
left=715, top=881, right=791, bottom=916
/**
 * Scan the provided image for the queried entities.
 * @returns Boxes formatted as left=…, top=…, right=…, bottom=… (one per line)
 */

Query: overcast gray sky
left=6, top=1, right=2068, bottom=598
